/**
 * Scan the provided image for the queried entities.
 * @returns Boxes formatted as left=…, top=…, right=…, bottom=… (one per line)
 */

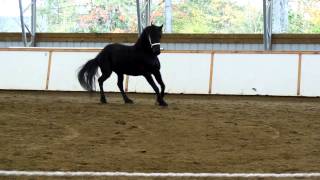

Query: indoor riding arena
left=0, top=0, right=320, bottom=180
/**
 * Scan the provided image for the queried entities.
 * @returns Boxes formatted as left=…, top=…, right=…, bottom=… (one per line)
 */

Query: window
left=0, top=0, right=318, bottom=33
left=286, top=0, right=320, bottom=33
left=0, top=0, right=24, bottom=32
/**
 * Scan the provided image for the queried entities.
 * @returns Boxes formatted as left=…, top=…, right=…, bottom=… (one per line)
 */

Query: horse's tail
left=77, top=57, right=99, bottom=92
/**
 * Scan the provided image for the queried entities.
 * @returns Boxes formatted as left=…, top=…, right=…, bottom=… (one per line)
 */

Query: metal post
left=18, top=0, right=37, bottom=47
left=19, top=0, right=27, bottom=47
left=136, top=0, right=152, bottom=35
left=263, top=0, right=273, bottom=50
left=136, top=0, right=142, bottom=34
left=146, top=0, right=151, bottom=25
left=165, top=0, right=172, bottom=33
left=31, top=0, right=36, bottom=47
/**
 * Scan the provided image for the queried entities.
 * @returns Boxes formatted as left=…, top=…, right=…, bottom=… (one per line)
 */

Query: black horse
left=78, top=24, right=167, bottom=106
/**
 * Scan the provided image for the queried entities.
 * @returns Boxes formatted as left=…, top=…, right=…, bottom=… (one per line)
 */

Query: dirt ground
left=0, top=90, right=320, bottom=180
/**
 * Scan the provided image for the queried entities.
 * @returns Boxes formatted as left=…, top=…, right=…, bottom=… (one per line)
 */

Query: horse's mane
left=134, top=26, right=151, bottom=50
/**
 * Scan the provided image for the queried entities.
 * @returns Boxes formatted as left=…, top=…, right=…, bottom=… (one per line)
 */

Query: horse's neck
left=134, top=31, right=149, bottom=51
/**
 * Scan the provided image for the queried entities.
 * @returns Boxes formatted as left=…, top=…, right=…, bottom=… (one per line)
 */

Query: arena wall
left=213, top=53, right=299, bottom=96
left=0, top=48, right=319, bottom=97
left=1, top=33, right=320, bottom=51
left=0, top=50, right=48, bottom=90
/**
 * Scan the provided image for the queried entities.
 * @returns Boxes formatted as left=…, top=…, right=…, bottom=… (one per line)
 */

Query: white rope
left=1, top=171, right=320, bottom=178
left=148, top=35, right=161, bottom=48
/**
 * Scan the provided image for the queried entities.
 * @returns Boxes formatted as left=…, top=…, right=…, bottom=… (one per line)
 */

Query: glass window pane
left=1, top=0, right=319, bottom=34
left=286, top=0, right=320, bottom=33
left=37, top=0, right=137, bottom=33
left=0, top=0, right=28, bottom=32
left=169, top=0, right=263, bottom=33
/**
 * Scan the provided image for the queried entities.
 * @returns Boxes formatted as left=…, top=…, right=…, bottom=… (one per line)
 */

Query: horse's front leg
left=117, top=73, right=133, bottom=104
left=144, top=73, right=168, bottom=106
left=153, top=70, right=165, bottom=98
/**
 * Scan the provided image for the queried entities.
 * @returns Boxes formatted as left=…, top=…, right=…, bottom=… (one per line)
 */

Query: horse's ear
left=160, top=24, right=163, bottom=29
left=151, top=21, right=154, bottom=26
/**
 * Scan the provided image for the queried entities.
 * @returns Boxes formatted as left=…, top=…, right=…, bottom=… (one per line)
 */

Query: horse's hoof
left=100, top=98, right=107, bottom=104
left=125, top=99, right=134, bottom=104
left=159, top=101, right=168, bottom=107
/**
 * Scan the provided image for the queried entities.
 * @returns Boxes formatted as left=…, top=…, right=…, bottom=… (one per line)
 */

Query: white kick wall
left=0, top=48, right=319, bottom=97
left=213, top=54, right=299, bottom=96
left=0, top=51, right=49, bottom=90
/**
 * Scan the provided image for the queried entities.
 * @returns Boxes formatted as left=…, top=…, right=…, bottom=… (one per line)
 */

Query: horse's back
left=105, top=43, right=132, bottom=52
left=100, top=43, right=160, bottom=75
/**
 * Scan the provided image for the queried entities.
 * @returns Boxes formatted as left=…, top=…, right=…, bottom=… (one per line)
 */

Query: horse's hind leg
left=117, top=73, right=133, bottom=104
left=98, top=72, right=111, bottom=103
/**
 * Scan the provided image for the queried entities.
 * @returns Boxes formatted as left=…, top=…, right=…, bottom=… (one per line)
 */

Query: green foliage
left=33, top=0, right=320, bottom=33
left=287, top=0, right=320, bottom=33
left=37, top=0, right=137, bottom=33
left=171, top=0, right=263, bottom=33
left=288, top=11, right=304, bottom=33
left=37, top=0, right=78, bottom=32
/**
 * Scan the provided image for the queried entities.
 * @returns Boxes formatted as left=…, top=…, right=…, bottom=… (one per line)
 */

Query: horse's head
left=147, top=24, right=163, bottom=55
